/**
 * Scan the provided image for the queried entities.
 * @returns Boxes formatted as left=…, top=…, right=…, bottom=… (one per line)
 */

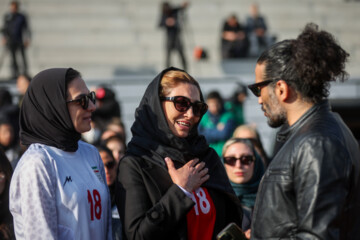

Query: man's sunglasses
left=223, top=155, right=255, bottom=166
left=248, top=80, right=275, bottom=97
left=160, top=96, right=208, bottom=117
left=66, top=91, right=96, bottom=110
left=104, top=161, right=116, bottom=169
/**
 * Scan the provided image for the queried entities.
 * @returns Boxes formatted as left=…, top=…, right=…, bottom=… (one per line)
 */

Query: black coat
left=115, top=67, right=242, bottom=240
left=251, top=101, right=360, bottom=239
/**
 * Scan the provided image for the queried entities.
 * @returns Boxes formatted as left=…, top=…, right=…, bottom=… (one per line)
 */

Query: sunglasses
left=223, top=155, right=255, bottom=166
left=67, top=91, right=96, bottom=110
left=104, top=161, right=116, bottom=169
left=248, top=80, right=275, bottom=97
left=160, top=96, right=208, bottom=117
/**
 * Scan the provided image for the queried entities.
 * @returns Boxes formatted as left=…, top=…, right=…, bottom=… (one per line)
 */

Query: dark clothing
left=159, top=7, right=187, bottom=70
left=92, top=87, right=121, bottom=131
left=245, top=15, right=267, bottom=47
left=2, top=11, right=31, bottom=77
left=20, top=68, right=81, bottom=152
left=115, top=67, right=243, bottom=240
left=251, top=101, right=360, bottom=239
left=221, top=21, right=249, bottom=59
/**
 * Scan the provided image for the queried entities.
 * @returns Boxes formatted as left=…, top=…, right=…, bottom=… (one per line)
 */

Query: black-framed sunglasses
left=248, top=80, right=275, bottom=97
left=66, top=91, right=96, bottom=110
left=104, top=161, right=116, bottom=169
left=160, top=96, right=208, bottom=117
left=223, top=155, right=255, bottom=166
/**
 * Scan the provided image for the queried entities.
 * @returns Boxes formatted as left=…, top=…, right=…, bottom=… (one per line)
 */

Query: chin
left=78, top=126, right=92, bottom=134
left=175, top=131, right=189, bottom=138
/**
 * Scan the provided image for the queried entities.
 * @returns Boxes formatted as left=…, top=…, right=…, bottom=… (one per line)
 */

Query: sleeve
left=293, top=136, right=352, bottom=239
left=23, top=14, right=31, bottom=40
left=2, top=14, right=9, bottom=37
left=11, top=150, right=58, bottom=240
left=116, top=157, right=195, bottom=240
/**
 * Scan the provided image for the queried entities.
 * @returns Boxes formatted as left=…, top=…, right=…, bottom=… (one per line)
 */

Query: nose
left=258, top=95, right=263, bottom=105
left=88, top=100, right=96, bottom=112
left=235, top=159, right=243, bottom=168
left=185, top=105, right=195, bottom=118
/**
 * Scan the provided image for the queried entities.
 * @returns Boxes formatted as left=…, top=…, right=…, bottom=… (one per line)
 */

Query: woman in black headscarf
left=115, top=67, right=243, bottom=240
left=9, top=68, right=112, bottom=239
left=222, top=138, right=265, bottom=233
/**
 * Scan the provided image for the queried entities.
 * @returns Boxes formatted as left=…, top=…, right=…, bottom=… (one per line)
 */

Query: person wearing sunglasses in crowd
left=9, top=68, right=112, bottom=239
left=247, top=23, right=360, bottom=239
left=222, top=138, right=264, bottom=236
left=97, top=145, right=122, bottom=240
left=115, top=67, right=243, bottom=240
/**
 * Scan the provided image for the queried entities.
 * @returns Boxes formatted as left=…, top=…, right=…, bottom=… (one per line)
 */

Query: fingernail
left=164, top=157, right=169, bottom=162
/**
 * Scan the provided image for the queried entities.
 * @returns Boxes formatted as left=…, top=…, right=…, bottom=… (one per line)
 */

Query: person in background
left=0, top=118, right=21, bottom=169
left=0, top=149, right=14, bottom=240
left=100, top=117, right=127, bottom=143
left=97, top=145, right=122, bottom=240
left=116, top=67, right=243, bottom=239
left=92, top=86, right=122, bottom=132
left=0, top=88, right=20, bottom=148
left=248, top=23, right=360, bottom=239
left=224, top=82, right=248, bottom=126
left=198, top=90, right=236, bottom=156
left=9, top=68, right=112, bottom=239
left=16, top=74, right=31, bottom=107
left=159, top=1, right=188, bottom=70
left=103, top=133, right=126, bottom=164
left=245, top=3, right=276, bottom=57
left=232, top=124, right=270, bottom=167
left=221, top=14, right=249, bottom=59
left=222, top=138, right=264, bottom=234
left=1, top=1, right=31, bottom=79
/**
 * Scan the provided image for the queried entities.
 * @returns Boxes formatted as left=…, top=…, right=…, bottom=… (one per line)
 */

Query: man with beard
left=247, top=23, right=360, bottom=239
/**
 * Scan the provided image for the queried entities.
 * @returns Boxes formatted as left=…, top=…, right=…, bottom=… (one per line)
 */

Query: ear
left=275, top=80, right=290, bottom=102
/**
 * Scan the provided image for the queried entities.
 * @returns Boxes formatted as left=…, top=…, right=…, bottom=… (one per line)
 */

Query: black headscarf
left=127, top=67, right=234, bottom=193
left=20, top=68, right=81, bottom=152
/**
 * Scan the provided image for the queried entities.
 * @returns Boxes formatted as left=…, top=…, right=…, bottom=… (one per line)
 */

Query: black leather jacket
left=251, top=101, right=360, bottom=239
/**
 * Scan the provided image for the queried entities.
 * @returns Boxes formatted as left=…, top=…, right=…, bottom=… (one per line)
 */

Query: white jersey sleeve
left=10, top=147, right=58, bottom=239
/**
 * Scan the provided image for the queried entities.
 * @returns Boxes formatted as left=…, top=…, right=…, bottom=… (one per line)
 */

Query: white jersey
left=10, top=141, right=112, bottom=240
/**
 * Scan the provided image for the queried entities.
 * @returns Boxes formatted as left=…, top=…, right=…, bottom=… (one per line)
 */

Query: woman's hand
left=245, top=229, right=251, bottom=239
left=165, top=157, right=209, bottom=192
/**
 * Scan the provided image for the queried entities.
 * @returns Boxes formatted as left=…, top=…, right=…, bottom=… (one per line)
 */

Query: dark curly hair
left=257, top=23, right=349, bottom=103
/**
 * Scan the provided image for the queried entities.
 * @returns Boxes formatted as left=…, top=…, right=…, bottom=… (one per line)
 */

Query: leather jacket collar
left=276, top=100, right=330, bottom=143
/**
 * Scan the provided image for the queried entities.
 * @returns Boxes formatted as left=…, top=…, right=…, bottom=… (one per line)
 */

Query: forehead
left=167, top=82, right=200, bottom=101
left=255, top=63, right=266, bottom=83
left=99, top=151, right=113, bottom=161
left=66, top=77, right=89, bottom=98
left=226, top=142, right=253, bottom=154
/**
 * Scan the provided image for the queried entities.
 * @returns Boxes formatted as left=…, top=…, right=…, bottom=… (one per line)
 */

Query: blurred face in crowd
left=161, top=82, right=201, bottom=138
left=0, top=123, right=14, bottom=147
left=67, top=77, right=96, bottom=133
left=10, top=2, right=18, bottom=13
left=106, top=138, right=125, bottom=164
left=16, top=75, right=30, bottom=95
left=207, top=98, right=222, bottom=116
left=223, top=142, right=255, bottom=184
left=99, top=150, right=117, bottom=186
left=255, top=63, right=287, bottom=128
